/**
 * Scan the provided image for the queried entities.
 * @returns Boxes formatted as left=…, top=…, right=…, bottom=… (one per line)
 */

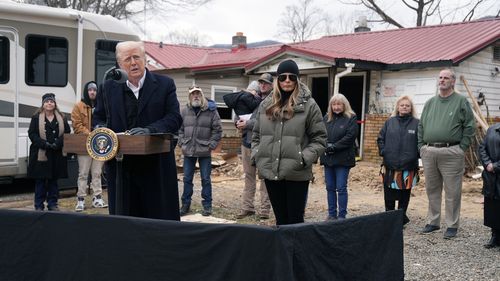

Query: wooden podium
left=63, top=134, right=171, bottom=156
left=63, top=133, right=171, bottom=215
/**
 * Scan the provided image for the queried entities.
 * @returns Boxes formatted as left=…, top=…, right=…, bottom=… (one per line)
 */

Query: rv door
left=0, top=27, right=19, bottom=177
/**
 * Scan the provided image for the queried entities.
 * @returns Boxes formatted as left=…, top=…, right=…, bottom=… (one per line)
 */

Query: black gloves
left=45, top=142, right=57, bottom=150
left=129, top=127, right=150, bottom=135
left=325, top=144, right=335, bottom=155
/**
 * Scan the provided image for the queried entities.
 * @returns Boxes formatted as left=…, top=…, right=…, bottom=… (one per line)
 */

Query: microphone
left=104, top=67, right=128, bottom=84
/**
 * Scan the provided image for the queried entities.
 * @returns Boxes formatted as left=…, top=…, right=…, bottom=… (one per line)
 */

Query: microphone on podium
left=104, top=67, right=128, bottom=84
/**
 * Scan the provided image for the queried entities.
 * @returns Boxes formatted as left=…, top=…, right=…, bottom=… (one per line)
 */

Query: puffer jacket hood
left=82, top=81, right=97, bottom=107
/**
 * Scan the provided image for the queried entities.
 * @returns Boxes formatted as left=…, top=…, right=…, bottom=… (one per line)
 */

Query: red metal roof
left=293, top=18, right=500, bottom=65
left=145, top=18, right=500, bottom=71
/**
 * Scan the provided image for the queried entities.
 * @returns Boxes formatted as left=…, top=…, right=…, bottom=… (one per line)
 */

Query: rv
left=0, top=2, right=140, bottom=185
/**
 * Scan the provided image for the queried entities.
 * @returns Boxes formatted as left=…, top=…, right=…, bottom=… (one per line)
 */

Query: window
left=211, top=85, right=237, bottom=120
left=493, top=46, right=500, bottom=62
left=95, top=39, right=120, bottom=83
left=25, top=35, right=68, bottom=86
left=0, top=36, right=8, bottom=84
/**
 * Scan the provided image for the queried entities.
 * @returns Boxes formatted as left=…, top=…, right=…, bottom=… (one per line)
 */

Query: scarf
left=37, top=111, right=64, bottom=162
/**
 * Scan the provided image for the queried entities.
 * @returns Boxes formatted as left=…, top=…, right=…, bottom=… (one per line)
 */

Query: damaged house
left=144, top=18, right=500, bottom=163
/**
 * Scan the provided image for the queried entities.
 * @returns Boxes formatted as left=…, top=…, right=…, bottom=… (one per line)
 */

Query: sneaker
left=443, top=228, right=458, bottom=239
left=92, top=195, right=108, bottom=208
left=236, top=210, right=255, bottom=219
left=202, top=206, right=212, bottom=216
left=420, top=224, right=440, bottom=234
left=75, top=198, right=85, bottom=212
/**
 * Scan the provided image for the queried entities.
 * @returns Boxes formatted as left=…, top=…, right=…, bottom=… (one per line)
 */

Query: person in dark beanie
left=28, top=93, right=70, bottom=211
left=71, top=81, right=107, bottom=212
left=252, top=59, right=326, bottom=225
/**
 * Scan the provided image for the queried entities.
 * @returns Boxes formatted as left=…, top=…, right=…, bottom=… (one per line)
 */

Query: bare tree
left=19, top=0, right=212, bottom=21
left=338, top=0, right=499, bottom=28
left=277, top=0, right=326, bottom=42
left=162, top=30, right=210, bottom=46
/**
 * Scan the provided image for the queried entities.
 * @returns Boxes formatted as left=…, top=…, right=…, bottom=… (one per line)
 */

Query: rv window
left=25, top=35, right=68, bottom=87
left=211, top=85, right=237, bottom=120
left=95, top=39, right=120, bottom=84
left=0, top=37, right=8, bottom=84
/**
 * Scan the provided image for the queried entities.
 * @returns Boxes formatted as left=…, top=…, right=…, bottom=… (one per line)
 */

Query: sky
left=130, top=0, right=500, bottom=46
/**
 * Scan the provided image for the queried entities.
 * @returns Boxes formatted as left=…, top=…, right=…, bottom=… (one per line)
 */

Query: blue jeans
left=34, top=179, right=59, bottom=210
left=181, top=156, right=212, bottom=208
left=324, top=166, right=350, bottom=218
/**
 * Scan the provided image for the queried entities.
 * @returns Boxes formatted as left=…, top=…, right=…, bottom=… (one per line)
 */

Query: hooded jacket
left=251, top=83, right=326, bottom=181
left=178, top=98, right=222, bottom=157
left=71, top=81, right=97, bottom=135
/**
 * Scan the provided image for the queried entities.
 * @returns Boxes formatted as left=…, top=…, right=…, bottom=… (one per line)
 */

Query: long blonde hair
left=326, top=93, right=355, bottom=122
left=265, top=80, right=300, bottom=121
left=391, top=95, right=416, bottom=117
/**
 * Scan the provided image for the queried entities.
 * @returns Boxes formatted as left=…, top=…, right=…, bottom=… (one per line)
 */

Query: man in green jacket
left=418, top=68, right=475, bottom=239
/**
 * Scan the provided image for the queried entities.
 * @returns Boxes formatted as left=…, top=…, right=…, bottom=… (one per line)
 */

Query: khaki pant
left=420, top=145, right=464, bottom=228
left=77, top=155, right=104, bottom=198
left=241, top=146, right=271, bottom=215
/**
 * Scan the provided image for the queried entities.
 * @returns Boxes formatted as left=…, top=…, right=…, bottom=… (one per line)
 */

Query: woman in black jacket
left=478, top=123, right=500, bottom=249
left=377, top=95, right=419, bottom=225
left=320, top=94, right=358, bottom=220
left=28, top=93, right=70, bottom=211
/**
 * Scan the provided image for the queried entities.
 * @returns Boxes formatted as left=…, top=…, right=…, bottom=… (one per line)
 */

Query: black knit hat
left=277, top=59, right=299, bottom=76
left=42, top=93, right=56, bottom=104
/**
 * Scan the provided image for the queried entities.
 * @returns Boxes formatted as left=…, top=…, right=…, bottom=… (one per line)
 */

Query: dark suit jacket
left=94, top=69, right=182, bottom=220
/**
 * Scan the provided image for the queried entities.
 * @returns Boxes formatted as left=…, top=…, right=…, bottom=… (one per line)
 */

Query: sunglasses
left=278, top=74, right=298, bottom=82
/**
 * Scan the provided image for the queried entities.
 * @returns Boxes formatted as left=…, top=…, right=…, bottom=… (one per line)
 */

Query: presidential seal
left=86, top=127, right=119, bottom=161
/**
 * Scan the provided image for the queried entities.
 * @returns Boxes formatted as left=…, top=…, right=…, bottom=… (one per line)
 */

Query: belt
left=426, top=142, right=460, bottom=148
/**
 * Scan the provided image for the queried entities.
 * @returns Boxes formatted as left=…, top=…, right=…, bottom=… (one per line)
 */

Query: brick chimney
left=231, top=32, right=247, bottom=51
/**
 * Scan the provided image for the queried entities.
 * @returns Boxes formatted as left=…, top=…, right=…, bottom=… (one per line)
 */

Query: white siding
left=166, top=72, right=194, bottom=107
left=369, top=47, right=500, bottom=119
left=455, top=47, right=500, bottom=119
left=368, top=69, right=439, bottom=116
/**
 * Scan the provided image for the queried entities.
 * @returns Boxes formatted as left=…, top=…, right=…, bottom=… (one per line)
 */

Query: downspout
left=333, top=63, right=355, bottom=95
left=75, top=13, right=83, bottom=102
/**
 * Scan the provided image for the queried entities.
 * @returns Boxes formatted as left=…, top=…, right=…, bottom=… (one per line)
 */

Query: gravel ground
left=1, top=160, right=499, bottom=280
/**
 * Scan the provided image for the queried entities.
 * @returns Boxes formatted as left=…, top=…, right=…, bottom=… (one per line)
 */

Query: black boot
left=484, top=229, right=498, bottom=249
left=180, top=204, right=190, bottom=216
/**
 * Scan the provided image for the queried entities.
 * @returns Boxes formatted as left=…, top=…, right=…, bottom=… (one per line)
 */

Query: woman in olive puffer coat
left=252, top=59, right=326, bottom=225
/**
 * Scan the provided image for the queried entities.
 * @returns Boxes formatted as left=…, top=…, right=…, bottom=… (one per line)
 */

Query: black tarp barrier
left=0, top=209, right=403, bottom=281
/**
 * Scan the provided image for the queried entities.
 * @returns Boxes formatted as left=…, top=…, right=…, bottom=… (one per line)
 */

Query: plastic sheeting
left=0, top=209, right=403, bottom=281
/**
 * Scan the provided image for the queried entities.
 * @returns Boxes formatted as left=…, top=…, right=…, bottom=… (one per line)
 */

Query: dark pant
left=181, top=156, right=212, bottom=208
left=34, top=179, right=59, bottom=209
left=384, top=189, right=411, bottom=213
left=265, top=180, right=309, bottom=225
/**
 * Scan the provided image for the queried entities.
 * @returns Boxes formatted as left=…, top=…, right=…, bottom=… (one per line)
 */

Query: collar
left=126, top=71, right=147, bottom=92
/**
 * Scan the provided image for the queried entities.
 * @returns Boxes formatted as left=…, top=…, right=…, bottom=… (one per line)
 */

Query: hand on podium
left=128, top=127, right=150, bottom=135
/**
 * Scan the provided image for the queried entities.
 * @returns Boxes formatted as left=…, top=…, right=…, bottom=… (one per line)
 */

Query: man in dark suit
left=93, top=41, right=182, bottom=220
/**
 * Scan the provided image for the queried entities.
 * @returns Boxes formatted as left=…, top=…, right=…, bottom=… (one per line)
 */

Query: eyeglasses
left=278, top=74, right=298, bottom=82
